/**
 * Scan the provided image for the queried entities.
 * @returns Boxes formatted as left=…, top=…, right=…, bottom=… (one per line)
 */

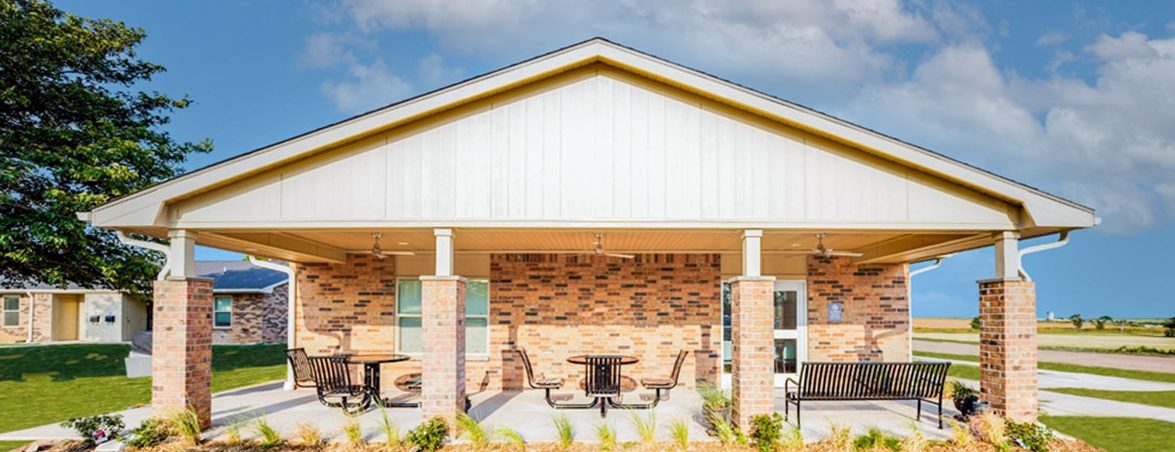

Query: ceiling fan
left=780, top=233, right=863, bottom=258
left=578, top=233, right=634, bottom=259
left=365, top=232, right=415, bottom=259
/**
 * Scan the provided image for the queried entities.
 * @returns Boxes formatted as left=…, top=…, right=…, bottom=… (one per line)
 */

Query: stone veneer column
left=729, top=276, right=776, bottom=430
left=421, top=276, right=466, bottom=421
left=979, top=278, right=1038, bottom=422
left=152, top=277, right=214, bottom=428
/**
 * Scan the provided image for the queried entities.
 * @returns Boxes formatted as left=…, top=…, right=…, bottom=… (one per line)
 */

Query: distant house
left=0, top=260, right=288, bottom=345
left=195, top=260, right=289, bottom=345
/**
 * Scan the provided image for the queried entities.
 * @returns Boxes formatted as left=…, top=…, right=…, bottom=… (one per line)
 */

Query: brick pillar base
left=979, top=278, right=1038, bottom=422
left=152, top=277, right=214, bottom=428
left=421, top=276, right=466, bottom=422
left=729, top=276, right=776, bottom=430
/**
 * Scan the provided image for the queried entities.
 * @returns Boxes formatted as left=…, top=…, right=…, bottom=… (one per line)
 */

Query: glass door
left=772, top=280, right=807, bottom=386
left=721, top=280, right=807, bottom=387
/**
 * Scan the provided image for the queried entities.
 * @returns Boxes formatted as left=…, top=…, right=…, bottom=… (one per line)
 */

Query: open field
left=914, top=351, right=1175, bottom=383
left=915, top=332, right=1175, bottom=352
left=1041, top=416, right=1175, bottom=452
left=914, top=317, right=1167, bottom=336
left=0, top=343, right=285, bottom=434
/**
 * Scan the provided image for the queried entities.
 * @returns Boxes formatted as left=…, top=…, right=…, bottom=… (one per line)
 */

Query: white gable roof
left=84, top=38, right=1095, bottom=231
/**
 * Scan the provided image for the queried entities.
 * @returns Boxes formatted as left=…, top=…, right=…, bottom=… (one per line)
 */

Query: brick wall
left=806, top=256, right=910, bottom=362
left=487, top=253, right=722, bottom=391
left=293, top=255, right=396, bottom=356
left=212, top=284, right=289, bottom=345
left=0, top=293, right=53, bottom=344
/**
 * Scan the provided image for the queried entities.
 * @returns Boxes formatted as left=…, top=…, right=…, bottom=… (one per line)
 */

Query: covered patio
left=79, top=39, right=1095, bottom=435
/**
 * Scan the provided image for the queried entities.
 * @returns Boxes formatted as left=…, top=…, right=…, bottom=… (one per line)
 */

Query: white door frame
left=773, top=280, right=807, bottom=386
left=721, top=279, right=808, bottom=388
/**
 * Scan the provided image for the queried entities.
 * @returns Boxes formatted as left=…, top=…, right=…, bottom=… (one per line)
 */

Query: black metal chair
left=514, top=349, right=581, bottom=409
left=584, top=355, right=623, bottom=417
left=307, top=356, right=371, bottom=414
left=284, top=348, right=316, bottom=389
left=640, top=350, right=688, bottom=401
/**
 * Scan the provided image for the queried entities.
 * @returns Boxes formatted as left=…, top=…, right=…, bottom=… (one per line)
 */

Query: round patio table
left=566, top=355, right=639, bottom=365
left=345, top=354, right=412, bottom=407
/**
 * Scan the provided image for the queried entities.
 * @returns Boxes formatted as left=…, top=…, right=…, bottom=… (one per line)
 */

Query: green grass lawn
left=914, top=351, right=1175, bottom=383
left=1046, top=388, right=1175, bottom=409
left=0, top=440, right=29, bottom=452
left=0, top=343, right=285, bottom=434
left=1041, top=416, right=1175, bottom=452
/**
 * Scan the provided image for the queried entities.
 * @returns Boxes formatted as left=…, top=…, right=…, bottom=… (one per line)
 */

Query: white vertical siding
left=175, top=72, right=1013, bottom=227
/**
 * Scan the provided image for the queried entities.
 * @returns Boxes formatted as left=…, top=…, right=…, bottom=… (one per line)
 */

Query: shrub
left=749, top=413, right=784, bottom=452
left=125, top=417, right=173, bottom=449
left=948, top=419, right=971, bottom=447
left=970, top=316, right=981, bottom=330
left=406, top=417, right=449, bottom=451
left=165, top=408, right=203, bottom=446
left=253, top=417, right=282, bottom=449
left=1164, top=317, right=1175, bottom=337
left=594, top=423, right=617, bottom=452
left=1005, top=419, right=1053, bottom=452
left=552, top=415, right=575, bottom=449
left=972, top=411, right=1008, bottom=450
left=629, top=410, right=656, bottom=444
left=826, top=424, right=852, bottom=450
left=901, top=421, right=927, bottom=452
left=669, top=418, right=690, bottom=450
left=709, top=411, right=739, bottom=446
left=455, top=412, right=489, bottom=447
left=380, top=408, right=401, bottom=449
left=224, top=415, right=250, bottom=444
left=1068, top=314, right=1084, bottom=329
left=495, top=426, right=525, bottom=450
left=295, top=422, right=322, bottom=446
left=61, top=414, right=125, bottom=447
left=343, top=413, right=364, bottom=447
left=1094, top=315, right=1112, bottom=330
left=852, top=427, right=901, bottom=451
left=948, top=380, right=976, bottom=402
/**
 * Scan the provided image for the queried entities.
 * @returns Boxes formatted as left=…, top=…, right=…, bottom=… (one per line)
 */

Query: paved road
left=913, top=340, right=1175, bottom=373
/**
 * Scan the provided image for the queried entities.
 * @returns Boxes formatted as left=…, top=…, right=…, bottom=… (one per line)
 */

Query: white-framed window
left=213, top=295, right=233, bottom=328
left=396, top=279, right=490, bottom=355
left=2, top=296, right=19, bottom=327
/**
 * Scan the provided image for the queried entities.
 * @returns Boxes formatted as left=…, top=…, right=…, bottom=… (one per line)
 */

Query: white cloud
left=849, top=31, right=1175, bottom=233
left=319, top=58, right=410, bottom=113
left=306, top=1, right=1175, bottom=232
left=417, top=53, right=464, bottom=87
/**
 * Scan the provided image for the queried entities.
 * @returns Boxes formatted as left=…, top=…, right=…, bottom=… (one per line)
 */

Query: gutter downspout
left=1017, top=232, right=1070, bottom=282
left=116, top=231, right=172, bottom=281
left=26, top=291, right=35, bottom=343
left=908, top=255, right=952, bottom=362
left=249, top=256, right=297, bottom=391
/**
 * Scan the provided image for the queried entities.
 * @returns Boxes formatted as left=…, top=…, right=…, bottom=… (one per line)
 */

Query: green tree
left=970, top=316, right=981, bottom=330
left=1093, top=315, right=1112, bottom=330
left=1164, top=317, right=1175, bottom=338
left=1068, top=314, right=1084, bottom=330
left=0, top=0, right=210, bottom=294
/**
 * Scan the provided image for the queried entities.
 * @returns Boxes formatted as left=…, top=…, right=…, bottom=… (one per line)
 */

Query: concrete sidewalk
left=914, top=339, right=1175, bottom=373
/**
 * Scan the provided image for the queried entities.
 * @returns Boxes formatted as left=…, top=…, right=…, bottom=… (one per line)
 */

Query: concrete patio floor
left=0, top=382, right=958, bottom=444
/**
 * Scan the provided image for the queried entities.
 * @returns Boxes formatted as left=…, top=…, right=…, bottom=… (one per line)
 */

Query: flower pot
left=954, top=395, right=980, bottom=417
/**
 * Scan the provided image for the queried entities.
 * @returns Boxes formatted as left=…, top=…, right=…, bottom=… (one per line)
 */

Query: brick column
left=729, top=276, right=776, bottom=430
left=152, top=277, right=214, bottom=428
left=978, top=278, right=1038, bottom=422
left=421, top=276, right=466, bottom=421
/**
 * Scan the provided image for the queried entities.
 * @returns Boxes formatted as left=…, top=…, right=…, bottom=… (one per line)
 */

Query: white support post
left=434, top=228, right=455, bottom=277
left=168, top=229, right=198, bottom=278
left=993, top=231, right=1019, bottom=280
left=742, top=229, right=763, bottom=277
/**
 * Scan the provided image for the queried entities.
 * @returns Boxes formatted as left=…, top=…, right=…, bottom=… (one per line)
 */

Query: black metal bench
left=784, top=362, right=951, bottom=428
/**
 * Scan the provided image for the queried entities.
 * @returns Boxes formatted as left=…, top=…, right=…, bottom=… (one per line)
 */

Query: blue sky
left=59, top=1, right=1174, bottom=318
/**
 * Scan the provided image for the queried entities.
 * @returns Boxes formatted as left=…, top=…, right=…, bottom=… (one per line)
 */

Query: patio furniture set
left=285, top=348, right=689, bottom=417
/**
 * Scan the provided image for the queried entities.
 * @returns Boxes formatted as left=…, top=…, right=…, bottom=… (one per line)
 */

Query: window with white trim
left=213, top=295, right=232, bottom=328
left=396, top=279, right=489, bottom=355
left=2, top=296, right=19, bottom=327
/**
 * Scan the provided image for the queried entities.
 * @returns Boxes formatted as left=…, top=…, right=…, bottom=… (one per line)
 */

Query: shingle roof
left=196, top=261, right=288, bottom=292
left=0, top=261, right=288, bottom=293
